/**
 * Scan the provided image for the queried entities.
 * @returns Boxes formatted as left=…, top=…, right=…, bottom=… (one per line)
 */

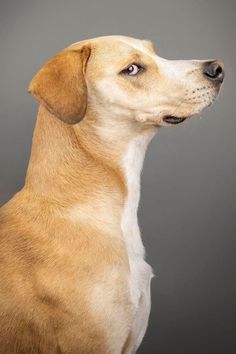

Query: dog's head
left=29, top=35, right=224, bottom=127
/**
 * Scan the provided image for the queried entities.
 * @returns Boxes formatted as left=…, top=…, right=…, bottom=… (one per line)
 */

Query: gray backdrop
left=0, top=0, right=235, bottom=353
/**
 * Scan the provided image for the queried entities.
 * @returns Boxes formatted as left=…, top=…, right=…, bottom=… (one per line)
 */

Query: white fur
left=119, top=38, right=204, bottom=83
left=121, top=130, right=156, bottom=353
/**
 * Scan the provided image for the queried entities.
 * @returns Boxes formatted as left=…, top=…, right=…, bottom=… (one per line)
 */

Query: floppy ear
left=28, top=45, right=91, bottom=124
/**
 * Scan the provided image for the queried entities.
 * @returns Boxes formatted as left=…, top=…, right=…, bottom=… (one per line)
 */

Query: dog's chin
left=162, top=115, right=187, bottom=125
left=161, top=89, right=220, bottom=126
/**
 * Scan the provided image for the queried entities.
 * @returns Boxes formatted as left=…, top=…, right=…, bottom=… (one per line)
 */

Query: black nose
left=203, top=60, right=224, bottom=83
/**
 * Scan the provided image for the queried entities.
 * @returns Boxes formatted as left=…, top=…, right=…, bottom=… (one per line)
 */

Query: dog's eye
left=121, top=64, right=143, bottom=76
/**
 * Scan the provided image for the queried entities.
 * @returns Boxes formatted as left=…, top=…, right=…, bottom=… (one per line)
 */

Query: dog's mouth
left=163, top=115, right=187, bottom=125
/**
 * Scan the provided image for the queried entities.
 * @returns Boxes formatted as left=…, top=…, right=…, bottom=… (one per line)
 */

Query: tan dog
left=0, top=35, right=224, bottom=353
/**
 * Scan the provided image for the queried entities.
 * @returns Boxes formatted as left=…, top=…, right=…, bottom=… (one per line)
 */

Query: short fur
left=0, top=35, right=223, bottom=353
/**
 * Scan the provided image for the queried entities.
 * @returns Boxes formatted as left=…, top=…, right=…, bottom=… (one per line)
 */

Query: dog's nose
left=203, top=60, right=224, bottom=83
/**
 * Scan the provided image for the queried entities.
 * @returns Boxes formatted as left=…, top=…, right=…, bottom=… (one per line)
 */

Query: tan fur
left=0, top=102, right=132, bottom=353
left=29, top=45, right=91, bottom=124
left=0, top=35, right=223, bottom=353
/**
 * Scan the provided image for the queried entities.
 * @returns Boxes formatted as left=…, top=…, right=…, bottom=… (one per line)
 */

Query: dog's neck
left=25, top=106, right=156, bottom=215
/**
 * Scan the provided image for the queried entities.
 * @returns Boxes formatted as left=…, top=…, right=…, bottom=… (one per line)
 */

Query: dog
left=0, top=35, right=224, bottom=353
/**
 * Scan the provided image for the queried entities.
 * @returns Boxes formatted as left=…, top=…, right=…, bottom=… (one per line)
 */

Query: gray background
left=0, top=0, right=235, bottom=353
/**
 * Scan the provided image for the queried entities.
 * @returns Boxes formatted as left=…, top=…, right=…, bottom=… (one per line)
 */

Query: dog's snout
left=203, top=60, right=224, bottom=83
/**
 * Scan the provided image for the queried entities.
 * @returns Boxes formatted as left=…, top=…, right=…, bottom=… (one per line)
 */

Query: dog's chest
left=121, top=133, right=154, bottom=318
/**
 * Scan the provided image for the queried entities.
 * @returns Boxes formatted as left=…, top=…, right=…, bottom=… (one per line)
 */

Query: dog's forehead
left=70, top=35, right=156, bottom=58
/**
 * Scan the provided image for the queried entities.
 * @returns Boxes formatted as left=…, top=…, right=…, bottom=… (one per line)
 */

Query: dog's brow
left=118, top=39, right=157, bottom=61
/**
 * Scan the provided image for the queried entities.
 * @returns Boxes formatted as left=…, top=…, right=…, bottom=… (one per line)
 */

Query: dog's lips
left=163, top=115, right=187, bottom=125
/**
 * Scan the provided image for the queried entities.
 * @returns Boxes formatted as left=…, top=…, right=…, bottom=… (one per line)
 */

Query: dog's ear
left=28, top=45, right=91, bottom=124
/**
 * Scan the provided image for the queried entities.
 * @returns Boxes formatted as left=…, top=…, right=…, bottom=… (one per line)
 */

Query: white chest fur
left=121, top=130, right=156, bottom=352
